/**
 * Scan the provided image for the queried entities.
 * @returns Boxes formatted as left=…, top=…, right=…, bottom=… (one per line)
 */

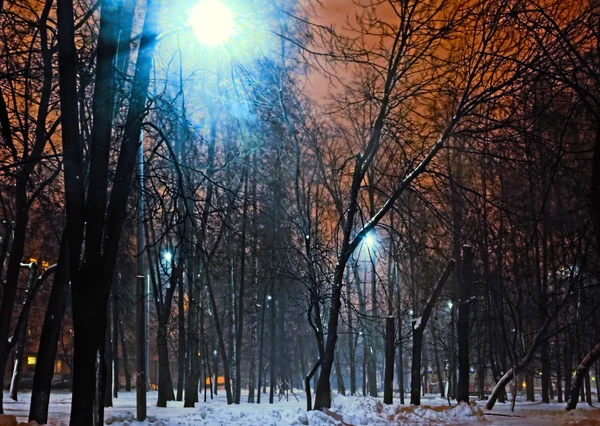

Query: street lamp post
left=134, top=1, right=237, bottom=419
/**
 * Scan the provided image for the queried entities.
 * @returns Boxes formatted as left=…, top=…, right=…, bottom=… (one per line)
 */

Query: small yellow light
left=522, top=381, right=526, bottom=388
left=27, top=356, right=36, bottom=365
left=29, top=258, right=37, bottom=265
left=197, top=352, right=201, bottom=357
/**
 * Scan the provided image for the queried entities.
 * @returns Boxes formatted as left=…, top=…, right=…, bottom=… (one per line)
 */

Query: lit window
left=27, top=356, right=36, bottom=365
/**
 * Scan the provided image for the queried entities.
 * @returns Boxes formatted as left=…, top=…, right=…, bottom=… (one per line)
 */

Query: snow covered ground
left=3, top=390, right=600, bottom=425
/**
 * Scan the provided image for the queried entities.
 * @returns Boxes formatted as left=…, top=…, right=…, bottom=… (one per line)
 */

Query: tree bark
left=112, top=285, right=119, bottom=398
left=566, top=342, right=600, bottom=410
left=346, top=268, right=356, bottom=396
left=103, top=291, right=113, bottom=408
left=9, top=262, right=38, bottom=401
left=411, top=260, right=455, bottom=405
left=119, top=311, right=131, bottom=392
left=456, top=245, right=474, bottom=403
left=383, top=317, right=395, bottom=404
left=0, top=220, right=10, bottom=279
left=176, top=268, right=185, bottom=401
left=29, top=239, right=69, bottom=424
left=257, top=287, right=268, bottom=404
left=305, top=359, right=321, bottom=411
left=335, top=356, right=346, bottom=396
left=235, top=170, right=248, bottom=404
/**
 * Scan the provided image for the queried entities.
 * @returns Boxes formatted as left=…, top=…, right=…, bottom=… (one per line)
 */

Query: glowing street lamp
left=364, top=232, right=376, bottom=250
left=188, top=0, right=235, bottom=46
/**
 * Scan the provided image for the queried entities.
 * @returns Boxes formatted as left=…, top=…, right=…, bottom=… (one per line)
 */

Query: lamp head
left=364, top=232, right=376, bottom=249
left=188, top=0, right=235, bottom=46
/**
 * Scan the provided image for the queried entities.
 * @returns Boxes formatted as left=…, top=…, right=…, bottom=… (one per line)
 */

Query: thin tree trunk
left=29, top=238, right=69, bottom=424
left=456, top=245, right=473, bottom=403
left=335, top=356, right=346, bottom=396
left=0, top=220, right=10, bottom=279
left=257, top=285, right=268, bottom=403
left=104, top=292, right=113, bottom=408
left=118, top=312, right=131, bottom=392
left=411, top=260, right=455, bottom=405
left=112, top=284, right=119, bottom=398
left=269, top=291, right=276, bottom=404
left=235, top=170, right=248, bottom=404
left=383, top=317, right=395, bottom=404
left=247, top=170, right=258, bottom=403
left=176, top=269, right=185, bottom=401
left=9, top=262, right=38, bottom=401
left=346, top=268, right=356, bottom=396
left=397, top=315, right=404, bottom=404
left=184, top=273, right=200, bottom=408
left=433, top=331, right=445, bottom=398
left=595, top=363, right=600, bottom=403
left=556, top=337, right=563, bottom=403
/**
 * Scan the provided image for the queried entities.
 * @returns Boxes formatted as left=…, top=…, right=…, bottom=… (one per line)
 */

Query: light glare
left=188, top=0, right=235, bottom=46
left=364, top=232, right=376, bottom=249
left=163, top=252, right=172, bottom=262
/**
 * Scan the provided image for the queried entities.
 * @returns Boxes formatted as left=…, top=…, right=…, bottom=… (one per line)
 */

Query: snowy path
left=3, top=390, right=600, bottom=425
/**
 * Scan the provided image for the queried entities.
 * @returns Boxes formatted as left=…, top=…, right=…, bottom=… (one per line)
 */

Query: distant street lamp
left=163, top=251, right=173, bottom=262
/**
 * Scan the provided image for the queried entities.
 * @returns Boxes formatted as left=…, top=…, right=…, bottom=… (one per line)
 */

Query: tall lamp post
left=136, top=0, right=236, bottom=421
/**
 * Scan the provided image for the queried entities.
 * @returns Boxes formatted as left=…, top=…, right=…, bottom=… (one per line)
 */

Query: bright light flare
left=163, top=251, right=172, bottom=262
left=188, top=0, right=235, bottom=46
left=364, top=232, right=376, bottom=249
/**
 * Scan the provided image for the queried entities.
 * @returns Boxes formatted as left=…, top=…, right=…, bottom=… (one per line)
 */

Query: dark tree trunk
left=383, top=317, right=395, bottom=404
left=565, top=340, right=572, bottom=403
left=566, top=342, right=600, bottom=410
left=176, top=273, right=185, bottom=401
left=269, top=292, right=276, bottom=404
left=433, top=335, right=445, bottom=398
left=70, top=315, right=108, bottom=426
left=596, top=363, right=600, bottom=403
left=257, top=286, right=268, bottom=404
left=104, top=293, right=113, bottom=408
left=456, top=245, right=473, bottom=403
left=112, top=286, right=119, bottom=398
left=235, top=170, right=248, bottom=404
left=0, top=220, right=10, bottom=279
left=29, top=239, right=69, bottom=424
left=118, top=314, right=131, bottom=392
left=213, top=341, right=219, bottom=396
left=156, top=325, right=175, bottom=407
left=305, top=359, right=321, bottom=411
left=411, top=260, right=455, bottom=405
left=526, top=375, right=535, bottom=401
left=346, top=269, right=356, bottom=396
left=9, top=262, right=38, bottom=401
left=397, top=319, right=404, bottom=404
left=556, top=338, right=563, bottom=403
left=335, top=356, right=346, bottom=396
left=184, top=277, right=200, bottom=408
